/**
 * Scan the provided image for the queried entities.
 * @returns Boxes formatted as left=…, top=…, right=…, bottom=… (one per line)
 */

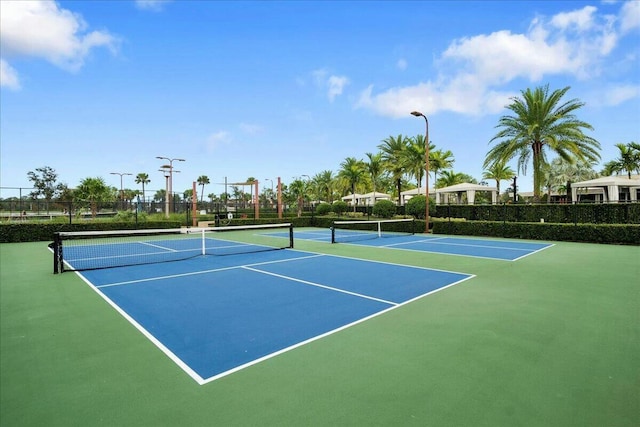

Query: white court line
left=199, top=273, right=476, bottom=385
left=242, top=266, right=398, bottom=306
left=96, top=253, right=325, bottom=288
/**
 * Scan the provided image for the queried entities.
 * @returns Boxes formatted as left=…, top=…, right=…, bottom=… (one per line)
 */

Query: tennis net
left=52, top=223, right=294, bottom=273
left=331, top=219, right=416, bottom=243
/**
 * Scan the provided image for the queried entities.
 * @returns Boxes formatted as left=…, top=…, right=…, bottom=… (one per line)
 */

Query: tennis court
left=294, top=223, right=553, bottom=261
left=1, top=227, right=638, bottom=426
left=79, top=248, right=472, bottom=384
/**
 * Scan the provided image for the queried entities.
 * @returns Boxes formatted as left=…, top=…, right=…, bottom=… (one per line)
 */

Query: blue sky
left=1, top=0, right=639, bottom=199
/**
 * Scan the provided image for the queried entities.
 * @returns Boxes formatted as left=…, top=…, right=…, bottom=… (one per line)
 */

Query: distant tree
left=134, top=173, right=150, bottom=203
left=482, top=160, right=515, bottom=196
left=197, top=175, right=210, bottom=202
left=27, top=166, right=65, bottom=213
left=74, top=177, right=114, bottom=217
left=485, top=85, right=600, bottom=201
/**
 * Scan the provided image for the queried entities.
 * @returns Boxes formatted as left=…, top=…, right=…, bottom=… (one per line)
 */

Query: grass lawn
left=1, top=234, right=639, bottom=426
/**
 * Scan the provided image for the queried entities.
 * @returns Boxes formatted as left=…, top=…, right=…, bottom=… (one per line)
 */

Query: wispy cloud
left=0, top=59, right=20, bottom=90
left=357, top=3, right=638, bottom=118
left=0, top=0, right=118, bottom=89
left=135, top=0, right=172, bottom=12
left=312, top=68, right=350, bottom=101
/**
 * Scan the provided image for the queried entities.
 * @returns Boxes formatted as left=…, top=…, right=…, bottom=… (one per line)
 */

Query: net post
left=377, top=221, right=382, bottom=238
left=52, top=233, right=62, bottom=274
left=289, top=223, right=294, bottom=248
left=330, top=222, right=336, bottom=244
left=201, top=228, right=206, bottom=255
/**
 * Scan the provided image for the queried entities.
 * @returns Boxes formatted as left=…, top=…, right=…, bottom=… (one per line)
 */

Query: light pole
left=159, top=168, right=171, bottom=218
left=110, top=172, right=132, bottom=205
left=411, top=111, right=430, bottom=233
left=156, top=156, right=185, bottom=216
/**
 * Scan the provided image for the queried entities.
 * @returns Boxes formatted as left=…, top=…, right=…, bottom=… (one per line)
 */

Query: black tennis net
left=331, top=219, right=416, bottom=243
left=52, top=223, right=294, bottom=273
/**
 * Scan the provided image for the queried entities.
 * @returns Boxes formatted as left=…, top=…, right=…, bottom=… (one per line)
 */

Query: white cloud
left=550, top=6, right=598, bottom=31
left=593, top=84, right=640, bottom=107
left=0, top=59, right=20, bottom=90
left=620, top=0, right=640, bottom=33
left=312, top=68, right=349, bottom=101
left=205, top=131, right=232, bottom=153
left=356, top=3, right=637, bottom=118
left=397, top=58, right=408, bottom=70
left=135, top=0, right=172, bottom=12
left=327, top=75, right=349, bottom=102
left=0, top=0, right=117, bottom=86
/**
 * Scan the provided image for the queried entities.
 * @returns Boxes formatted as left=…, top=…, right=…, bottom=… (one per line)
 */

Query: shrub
left=332, top=201, right=348, bottom=215
left=315, top=203, right=332, bottom=216
left=372, top=200, right=396, bottom=218
left=405, top=195, right=435, bottom=219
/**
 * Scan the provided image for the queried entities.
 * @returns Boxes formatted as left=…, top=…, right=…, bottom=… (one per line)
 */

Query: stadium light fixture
left=110, top=172, right=133, bottom=201
left=156, top=157, right=185, bottom=216
left=410, top=111, right=430, bottom=233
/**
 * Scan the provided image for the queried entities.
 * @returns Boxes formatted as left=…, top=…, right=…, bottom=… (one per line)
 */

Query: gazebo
left=400, top=187, right=434, bottom=205
left=435, top=182, right=498, bottom=205
left=571, top=175, right=640, bottom=203
left=341, top=192, right=391, bottom=205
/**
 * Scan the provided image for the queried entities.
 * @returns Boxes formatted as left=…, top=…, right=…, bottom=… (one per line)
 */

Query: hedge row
left=1, top=217, right=638, bottom=245
left=435, top=203, right=640, bottom=224
left=432, top=220, right=640, bottom=245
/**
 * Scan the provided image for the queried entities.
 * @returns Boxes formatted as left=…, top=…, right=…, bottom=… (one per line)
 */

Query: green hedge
left=432, top=220, right=640, bottom=245
left=435, top=203, right=640, bottom=224
left=2, top=217, right=638, bottom=245
left=0, top=221, right=183, bottom=243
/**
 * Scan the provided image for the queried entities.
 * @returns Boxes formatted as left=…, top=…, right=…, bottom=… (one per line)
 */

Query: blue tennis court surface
left=292, top=228, right=553, bottom=261
left=78, top=249, right=473, bottom=384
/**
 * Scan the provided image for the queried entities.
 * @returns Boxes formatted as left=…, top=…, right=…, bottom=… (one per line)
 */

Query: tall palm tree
left=197, top=175, right=210, bottom=202
left=365, top=152, right=384, bottom=197
left=338, top=157, right=366, bottom=212
left=135, top=173, right=150, bottom=203
left=312, top=170, right=336, bottom=203
left=482, top=160, right=515, bottom=196
left=403, top=135, right=432, bottom=191
left=484, top=85, right=600, bottom=200
left=429, top=149, right=455, bottom=189
left=288, top=179, right=306, bottom=217
left=379, top=134, right=410, bottom=204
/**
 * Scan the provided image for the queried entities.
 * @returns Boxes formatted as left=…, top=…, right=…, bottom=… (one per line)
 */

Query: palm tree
left=379, top=134, right=410, bottom=204
left=365, top=152, right=384, bottom=197
left=605, top=142, right=640, bottom=178
left=429, top=149, right=455, bottom=189
left=135, top=173, right=150, bottom=203
left=482, top=160, right=515, bottom=196
left=312, top=170, right=335, bottom=203
left=436, top=171, right=467, bottom=204
left=485, top=85, right=600, bottom=200
left=404, top=135, right=432, bottom=191
left=197, top=175, right=210, bottom=202
left=338, top=157, right=366, bottom=212
left=288, top=179, right=306, bottom=217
